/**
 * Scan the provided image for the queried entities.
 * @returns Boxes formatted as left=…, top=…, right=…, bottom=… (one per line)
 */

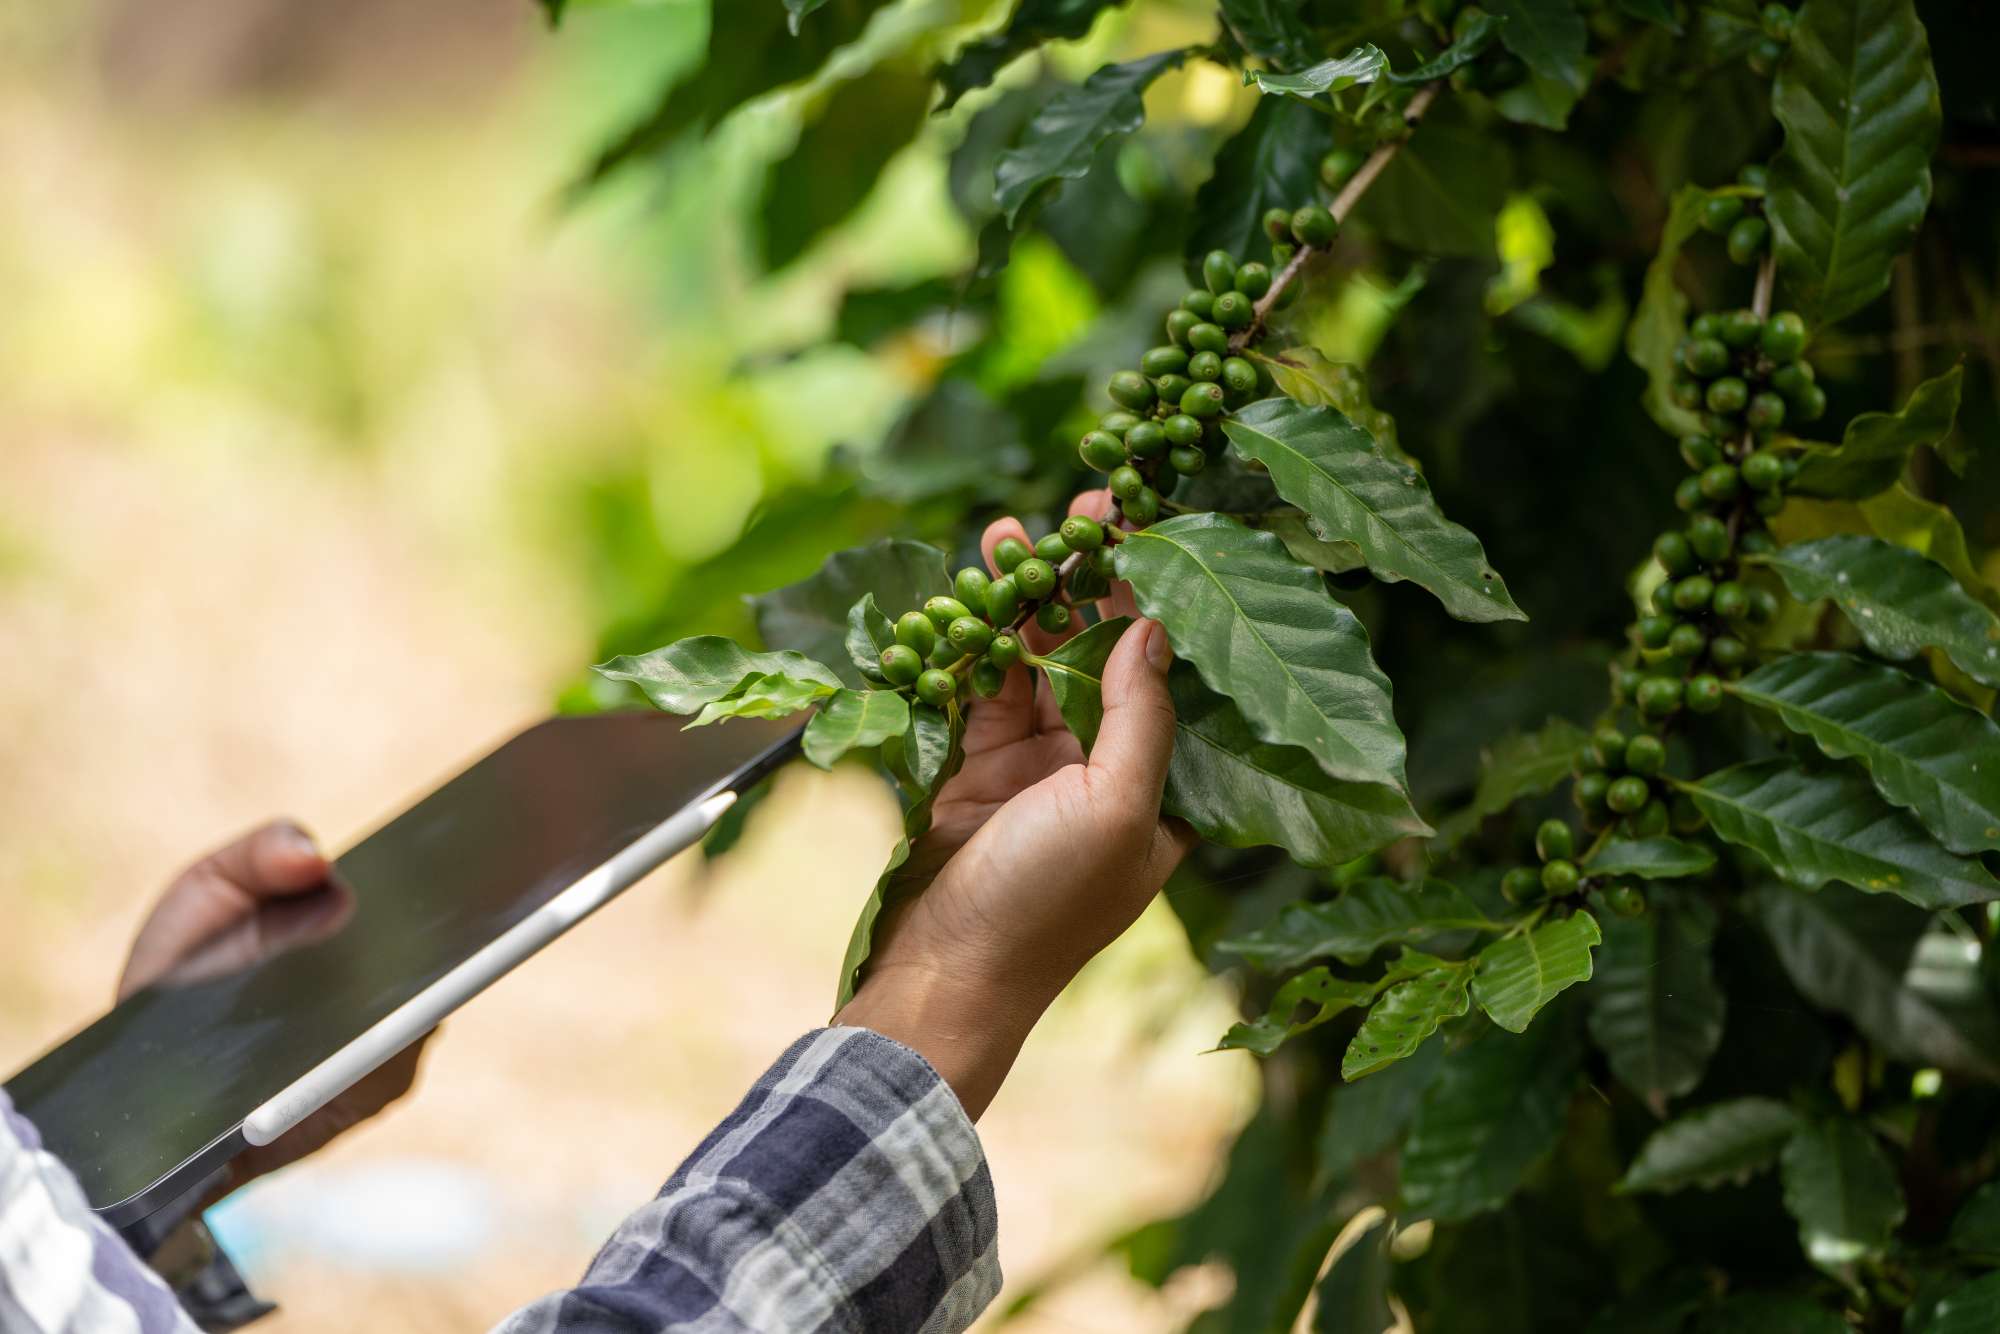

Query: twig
left=1751, top=251, right=1776, bottom=319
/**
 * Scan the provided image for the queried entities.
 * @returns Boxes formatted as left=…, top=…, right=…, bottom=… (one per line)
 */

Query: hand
left=836, top=492, right=1193, bottom=1118
left=119, top=821, right=433, bottom=1191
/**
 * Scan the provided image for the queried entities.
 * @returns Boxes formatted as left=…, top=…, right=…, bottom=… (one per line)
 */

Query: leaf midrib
left=1692, top=770, right=1944, bottom=887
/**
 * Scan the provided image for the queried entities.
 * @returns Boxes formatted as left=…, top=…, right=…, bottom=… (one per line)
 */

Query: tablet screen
left=5, top=712, right=798, bottom=1221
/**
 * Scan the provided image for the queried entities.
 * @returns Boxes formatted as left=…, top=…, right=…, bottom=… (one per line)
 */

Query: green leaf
left=933, top=0, right=1122, bottom=110
left=1859, top=486, right=2000, bottom=613
left=1186, top=96, right=1335, bottom=266
left=1471, top=912, right=1601, bottom=1033
left=1587, top=837, right=1719, bottom=879
left=1947, top=1182, right=2000, bottom=1256
left=1265, top=512, right=1366, bottom=575
left=1491, top=0, right=1588, bottom=93
left=687, top=670, right=838, bottom=726
left=1751, top=882, right=2000, bottom=1080
left=755, top=538, right=951, bottom=688
left=700, top=773, right=773, bottom=862
left=758, top=71, right=932, bottom=272
left=1221, top=0, right=1319, bottom=71
left=1627, top=185, right=1709, bottom=439
left=597, top=637, right=843, bottom=716
left=1114, top=513, right=1409, bottom=790
left=1351, top=126, right=1509, bottom=258
left=1434, top=718, right=1593, bottom=848
left=1399, top=1011, right=1582, bottom=1219
left=1221, top=878, right=1502, bottom=972
left=1341, top=955, right=1474, bottom=1080
left=1315, top=1041, right=1443, bottom=1187
left=845, top=593, right=896, bottom=684
left=1244, top=46, right=1388, bottom=99
left=1616, top=0, right=1678, bottom=30
left=1041, top=619, right=1432, bottom=867
left=1223, top=398, right=1526, bottom=623
left=1588, top=888, right=1727, bottom=1102
left=1779, top=1117, right=1906, bottom=1271
left=1251, top=347, right=1408, bottom=461
left=1217, top=967, right=1382, bottom=1055
left=864, top=380, right=1032, bottom=505
left=1685, top=759, right=2000, bottom=910
left=1730, top=652, right=2000, bottom=855
left=1701, top=1294, right=1851, bottom=1334
left=1388, top=13, right=1502, bottom=83
left=1792, top=366, right=1963, bottom=499
left=800, top=689, right=910, bottom=769
left=993, top=49, right=1186, bottom=226
left=1928, top=1275, right=2000, bottom=1334
left=1759, top=535, right=2000, bottom=689
left=783, top=0, right=829, bottom=32
left=1616, top=1098, right=1800, bottom=1193
left=1767, top=0, right=1941, bottom=324
left=1311, top=1215, right=1394, bottom=1334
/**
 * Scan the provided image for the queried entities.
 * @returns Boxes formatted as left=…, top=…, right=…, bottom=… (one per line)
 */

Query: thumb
left=201, top=820, right=329, bottom=898
left=1087, top=619, right=1176, bottom=801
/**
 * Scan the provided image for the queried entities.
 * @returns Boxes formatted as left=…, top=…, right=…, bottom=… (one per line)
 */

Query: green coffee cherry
left=1262, top=207, right=1293, bottom=242
left=948, top=616, right=993, bottom=656
left=1671, top=377, right=1704, bottom=411
left=954, top=566, right=991, bottom=610
left=1108, top=370, right=1155, bottom=411
left=1541, top=859, right=1581, bottom=896
left=1234, top=262, right=1272, bottom=300
left=1675, top=477, right=1706, bottom=513
left=880, top=643, right=923, bottom=685
left=915, top=668, right=958, bottom=707
left=1739, top=163, right=1771, bottom=190
left=1712, top=581, right=1750, bottom=620
left=1109, top=465, right=1146, bottom=501
left=1125, top=486, right=1161, bottom=525
left=924, top=596, right=972, bottom=630
left=1652, top=582, right=1679, bottom=615
left=1036, top=601, right=1072, bottom=634
left=1686, top=675, right=1724, bottom=712
left=1638, top=675, right=1684, bottom=716
left=1141, top=345, right=1189, bottom=377
left=1221, top=357, right=1260, bottom=396
left=1015, top=558, right=1057, bottom=599
left=1625, top=733, right=1667, bottom=776
left=1748, top=35, right=1784, bottom=74
left=1606, top=775, right=1651, bottom=815
left=896, top=610, right=937, bottom=656
left=1639, top=615, right=1674, bottom=649
left=985, top=575, right=1020, bottom=624
left=1739, top=528, right=1777, bottom=557
left=1770, top=361, right=1815, bottom=401
left=988, top=633, right=1023, bottom=670
left=1153, top=374, right=1193, bottom=406
left=1164, top=414, right=1204, bottom=447
left=1101, top=410, right=1142, bottom=434
left=1705, top=378, right=1749, bottom=415
left=930, top=640, right=964, bottom=669
left=970, top=658, right=1006, bottom=700
left=1535, top=819, right=1575, bottom=862
left=1591, top=725, right=1628, bottom=770
left=1680, top=434, right=1722, bottom=471
left=994, top=536, right=1032, bottom=573
left=1741, top=449, right=1784, bottom=490
left=1060, top=515, right=1105, bottom=552
left=1687, top=514, right=1731, bottom=563
left=1720, top=309, right=1763, bottom=348
left=1035, top=532, right=1070, bottom=563
left=1090, top=545, right=1118, bottom=578
left=1793, top=381, right=1828, bottom=422
left=1710, top=634, right=1749, bottom=669
left=1188, top=350, right=1224, bottom=383
left=1654, top=531, right=1695, bottom=576
left=1668, top=623, right=1707, bottom=659
left=1761, top=311, right=1806, bottom=361
left=1181, top=382, right=1226, bottom=417
left=1691, top=311, right=1724, bottom=340
left=1672, top=574, right=1716, bottom=612
left=1212, top=292, right=1253, bottom=329
left=1575, top=771, right=1611, bottom=814
left=1319, top=147, right=1365, bottom=191
left=1727, top=216, right=1769, bottom=264
left=1604, top=883, right=1648, bottom=918
left=1169, top=446, right=1207, bottom=475
left=1080, top=430, right=1127, bottom=471
left=1699, top=462, right=1742, bottom=501
left=1754, top=490, right=1786, bottom=516
left=1680, top=337, right=1730, bottom=378
left=1165, top=308, right=1200, bottom=347
left=1188, top=322, right=1230, bottom=354
left=1700, top=195, right=1745, bottom=233
left=1502, top=866, right=1543, bottom=904
left=1746, top=392, right=1786, bottom=434
left=1617, top=667, right=1646, bottom=701
left=1202, top=249, right=1239, bottom=295
left=1182, top=290, right=1215, bottom=318
left=1290, top=204, right=1338, bottom=246
left=1748, top=586, right=1781, bottom=623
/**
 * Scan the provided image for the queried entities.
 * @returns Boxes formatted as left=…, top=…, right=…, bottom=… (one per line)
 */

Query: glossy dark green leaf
left=1760, top=535, right=2000, bottom=689
left=1224, top=398, right=1525, bottom=623
left=1388, top=13, right=1502, bottom=83
left=1767, top=0, right=1941, bottom=323
left=1217, top=967, right=1381, bottom=1055
left=1311, top=1214, right=1394, bottom=1334
left=755, top=538, right=952, bottom=688
left=1730, top=652, right=2000, bottom=855
left=1587, top=838, right=1718, bottom=879
left=1352, top=126, right=1509, bottom=258
left=1626, top=185, right=1709, bottom=439
left=1265, top=513, right=1366, bottom=575
left=1399, top=1011, right=1582, bottom=1218
left=1751, top=883, right=2000, bottom=1080
left=1947, top=1182, right=2000, bottom=1255
left=1221, top=877, right=1502, bottom=972
left=1042, top=620, right=1430, bottom=868
left=759, top=71, right=931, bottom=271
left=864, top=380, right=1032, bottom=505
left=1472, top=911, right=1601, bottom=1033
left=1779, top=1117, right=1905, bottom=1271
left=1700, top=1294, right=1851, bottom=1334
left=1251, top=347, right=1409, bottom=460
left=1244, top=46, right=1388, bottom=99
left=1342, top=953, right=1473, bottom=1080
left=1115, top=513, right=1409, bottom=790
left=1686, top=759, right=2000, bottom=910
left=1221, top=0, right=1319, bottom=71
left=1491, top=0, right=1588, bottom=93
left=845, top=593, right=896, bottom=684
left=1434, top=718, right=1592, bottom=848
left=1615, top=1097, right=1799, bottom=1193
left=1588, top=888, right=1727, bottom=1102
left=1792, top=366, right=1963, bottom=499
left=1186, top=96, right=1335, bottom=266
left=1315, top=1041, right=1443, bottom=1187
left=934, top=0, right=1122, bottom=110
left=800, top=688, right=910, bottom=768
left=993, top=49, right=1186, bottom=225
left=1928, top=1275, right=2000, bottom=1334
left=597, top=637, right=842, bottom=715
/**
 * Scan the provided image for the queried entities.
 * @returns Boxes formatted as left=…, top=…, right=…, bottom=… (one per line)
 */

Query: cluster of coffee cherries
left=1668, top=302, right=1823, bottom=445
left=874, top=518, right=1116, bottom=708
left=1500, top=818, right=1646, bottom=917
left=1694, top=164, right=1789, bottom=270
left=1746, top=2, right=1795, bottom=77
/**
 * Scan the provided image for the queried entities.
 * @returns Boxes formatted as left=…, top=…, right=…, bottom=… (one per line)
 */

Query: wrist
left=832, top=958, right=1055, bottom=1121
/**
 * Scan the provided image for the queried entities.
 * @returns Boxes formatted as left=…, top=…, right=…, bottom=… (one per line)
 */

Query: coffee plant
left=549, top=0, right=2000, bottom=1327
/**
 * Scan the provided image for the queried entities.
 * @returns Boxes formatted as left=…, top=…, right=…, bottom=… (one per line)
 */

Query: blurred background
left=0, top=0, right=1262, bottom=1328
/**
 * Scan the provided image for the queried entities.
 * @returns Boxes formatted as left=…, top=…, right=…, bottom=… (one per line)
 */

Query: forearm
left=832, top=961, right=1053, bottom=1123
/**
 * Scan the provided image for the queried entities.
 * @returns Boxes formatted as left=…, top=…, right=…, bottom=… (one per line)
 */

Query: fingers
left=199, top=820, right=328, bottom=898
left=1066, top=489, right=1140, bottom=621
left=981, top=515, right=1071, bottom=656
left=1086, top=619, right=1177, bottom=806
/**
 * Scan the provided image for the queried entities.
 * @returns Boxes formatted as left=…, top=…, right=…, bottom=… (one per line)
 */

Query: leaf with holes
left=1243, top=46, right=1388, bottom=99
left=1792, top=366, right=1962, bottom=499
left=1780, top=1117, right=1906, bottom=1272
left=1341, top=953, right=1473, bottom=1080
left=1217, top=968, right=1382, bottom=1056
left=1472, top=912, right=1601, bottom=1033
left=1759, top=535, right=2000, bottom=688
left=598, top=638, right=843, bottom=717
left=1685, top=760, right=2000, bottom=910
left=1114, top=513, right=1409, bottom=790
left=994, top=49, right=1186, bottom=225
left=1587, top=838, right=1719, bottom=880
left=1767, top=0, right=1941, bottom=324
left=1588, top=888, right=1727, bottom=1102
left=1730, top=653, right=2000, bottom=855
left=800, top=688, right=910, bottom=769
left=1221, top=878, right=1503, bottom=973
left=1223, top=398, right=1525, bottom=624
left=1616, top=1098, right=1800, bottom=1193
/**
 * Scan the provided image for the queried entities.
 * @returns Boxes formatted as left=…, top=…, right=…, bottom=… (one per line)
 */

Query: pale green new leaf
left=687, top=671, right=838, bottom=726
left=1217, top=968, right=1381, bottom=1056
left=1471, top=912, right=1601, bottom=1033
left=1767, top=0, right=1941, bottom=324
left=1616, top=1098, right=1800, bottom=1193
left=1586, top=837, right=1718, bottom=879
left=1244, top=46, right=1387, bottom=99
left=1792, top=366, right=1962, bottom=499
left=1626, top=186, right=1709, bottom=438
left=1041, top=618, right=1431, bottom=868
left=1686, top=759, right=2000, bottom=910
left=845, top=593, right=897, bottom=684
left=1223, top=398, right=1525, bottom=623
left=1341, top=956, right=1472, bottom=1081
left=1221, top=878, right=1502, bottom=973
left=1588, top=889, right=1727, bottom=1102
left=1115, top=513, right=1409, bottom=790
left=598, top=637, right=843, bottom=716
left=1434, top=717, right=1592, bottom=848
left=1780, top=1117, right=1906, bottom=1271
left=1760, top=535, right=2000, bottom=688
left=800, top=688, right=910, bottom=769
left=755, top=538, right=950, bottom=688
left=1731, top=652, right=2000, bottom=854
left=993, top=49, right=1186, bottom=225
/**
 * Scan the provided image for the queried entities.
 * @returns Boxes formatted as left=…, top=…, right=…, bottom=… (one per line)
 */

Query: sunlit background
left=0, top=1, right=1262, bottom=1328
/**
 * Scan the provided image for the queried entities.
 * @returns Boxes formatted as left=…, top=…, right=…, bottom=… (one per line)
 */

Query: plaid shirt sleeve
left=0, top=1090, right=203, bottom=1334
left=492, top=1026, right=1002, bottom=1334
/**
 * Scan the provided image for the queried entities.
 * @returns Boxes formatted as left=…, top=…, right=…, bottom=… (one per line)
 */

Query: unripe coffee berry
left=1502, top=866, right=1544, bottom=904
left=1124, top=486, right=1161, bottom=524
left=1202, top=249, right=1238, bottom=294
left=1604, top=883, right=1648, bottom=918
left=1262, top=207, right=1293, bottom=242
left=1655, top=531, right=1695, bottom=576
left=1762, top=312, right=1807, bottom=362
left=1672, top=574, right=1715, bottom=612
left=896, top=610, right=937, bottom=656
left=1638, top=675, right=1684, bottom=716
left=1036, top=601, right=1072, bottom=634
left=1746, top=393, right=1786, bottom=434
left=984, top=576, right=1020, bottom=623
left=1290, top=204, right=1338, bottom=246
left=1630, top=798, right=1671, bottom=838
left=1705, top=378, right=1749, bottom=415
left=1188, top=350, right=1224, bottom=382
left=1035, top=532, right=1069, bottom=562
left=1234, top=262, right=1272, bottom=299
left=1699, top=463, right=1742, bottom=501
left=1090, top=545, right=1117, bottom=578
left=1674, top=477, right=1706, bottom=513
left=1222, top=357, right=1260, bottom=396
left=1686, top=675, right=1725, bottom=712
left=1687, top=513, right=1731, bottom=562
left=1212, top=292, right=1253, bottom=329
left=1680, top=434, right=1722, bottom=471
left=1079, top=430, right=1127, bottom=471
left=1741, top=449, right=1784, bottom=490
left=1126, top=420, right=1168, bottom=459
left=1164, top=413, right=1204, bottom=447
left=1720, top=309, right=1763, bottom=348
left=994, top=536, right=1032, bottom=572
left=1606, top=775, right=1651, bottom=814
left=915, top=668, right=957, bottom=707
left=1574, top=771, right=1610, bottom=813
left=970, top=658, right=1006, bottom=700
left=1015, top=558, right=1057, bottom=599
left=948, top=616, right=992, bottom=656
left=1680, top=338, right=1730, bottom=378
left=1182, top=290, right=1215, bottom=318
left=1165, top=308, right=1200, bottom=347
left=1541, top=859, right=1580, bottom=895
left=1108, top=370, right=1155, bottom=410
left=880, top=643, right=923, bottom=685
left=1319, top=148, right=1364, bottom=191
left=1187, top=322, right=1230, bottom=354
left=1625, top=733, right=1667, bottom=775
left=1141, top=345, right=1189, bottom=377
left=1181, top=382, right=1226, bottom=417
left=955, top=566, right=990, bottom=608
left=924, top=595, right=972, bottom=630
left=1592, top=726, right=1628, bottom=769
left=1727, top=216, right=1769, bottom=264
left=1711, top=580, right=1750, bottom=620
left=1108, top=466, right=1146, bottom=501
left=1638, top=615, right=1673, bottom=649
left=1700, top=195, right=1744, bottom=233
left=987, top=633, right=1022, bottom=670
left=1668, top=623, right=1707, bottom=659
left=1060, top=515, right=1105, bottom=551
left=1153, top=374, right=1194, bottom=405
left=1535, top=819, right=1574, bottom=862
left=1709, top=634, right=1749, bottom=668
left=1169, top=446, right=1207, bottom=475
